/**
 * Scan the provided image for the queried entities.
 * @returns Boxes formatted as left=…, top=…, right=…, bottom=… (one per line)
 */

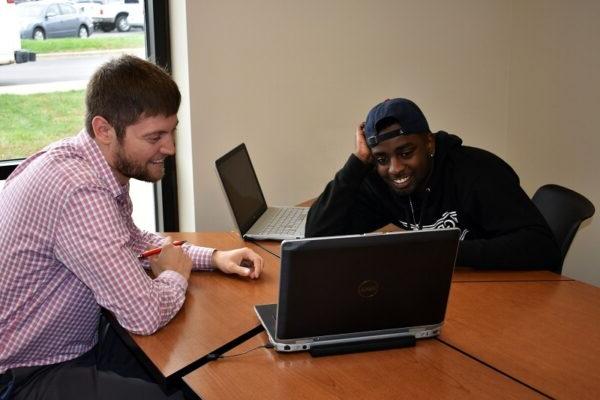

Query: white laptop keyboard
left=255, top=207, right=308, bottom=236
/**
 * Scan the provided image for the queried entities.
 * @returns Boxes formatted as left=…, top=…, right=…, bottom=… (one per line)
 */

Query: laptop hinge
left=309, top=335, right=416, bottom=357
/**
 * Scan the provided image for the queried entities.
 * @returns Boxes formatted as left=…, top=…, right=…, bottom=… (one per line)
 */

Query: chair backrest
left=532, top=184, right=595, bottom=272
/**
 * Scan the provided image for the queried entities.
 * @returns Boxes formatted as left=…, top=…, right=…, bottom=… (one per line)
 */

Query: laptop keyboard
left=255, top=207, right=308, bottom=236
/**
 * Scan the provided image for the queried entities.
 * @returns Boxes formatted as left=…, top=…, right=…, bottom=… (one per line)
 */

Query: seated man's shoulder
left=48, top=149, right=98, bottom=184
left=451, top=145, right=517, bottom=177
left=20, top=140, right=105, bottom=196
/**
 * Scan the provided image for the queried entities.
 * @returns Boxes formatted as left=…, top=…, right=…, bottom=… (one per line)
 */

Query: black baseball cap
left=364, top=98, right=431, bottom=148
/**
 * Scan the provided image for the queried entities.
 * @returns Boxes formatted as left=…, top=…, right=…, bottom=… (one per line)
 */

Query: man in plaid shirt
left=0, top=55, right=263, bottom=399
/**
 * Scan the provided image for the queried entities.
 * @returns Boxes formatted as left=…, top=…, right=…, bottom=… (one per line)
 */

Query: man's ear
left=425, top=132, right=436, bottom=156
left=91, top=116, right=115, bottom=145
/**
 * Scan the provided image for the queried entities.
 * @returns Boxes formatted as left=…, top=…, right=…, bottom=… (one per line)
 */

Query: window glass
left=1, top=0, right=155, bottom=231
left=46, top=4, right=60, bottom=16
left=60, top=4, right=77, bottom=15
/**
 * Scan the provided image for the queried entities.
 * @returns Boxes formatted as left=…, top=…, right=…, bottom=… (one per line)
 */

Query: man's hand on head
left=354, top=122, right=373, bottom=165
left=211, top=247, right=264, bottom=279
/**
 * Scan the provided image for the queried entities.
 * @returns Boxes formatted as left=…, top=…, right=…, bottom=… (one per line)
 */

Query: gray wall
left=170, top=0, right=599, bottom=286
left=506, top=0, right=600, bottom=285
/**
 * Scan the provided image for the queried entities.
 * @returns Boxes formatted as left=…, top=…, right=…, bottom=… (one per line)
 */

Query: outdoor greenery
left=1, top=34, right=145, bottom=161
left=21, top=33, right=144, bottom=54
left=0, top=90, right=85, bottom=160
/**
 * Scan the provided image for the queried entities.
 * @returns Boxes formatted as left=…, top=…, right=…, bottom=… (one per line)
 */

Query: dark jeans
left=0, top=317, right=183, bottom=400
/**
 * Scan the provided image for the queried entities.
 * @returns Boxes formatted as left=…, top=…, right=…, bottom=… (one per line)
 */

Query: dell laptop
left=255, top=228, right=460, bottom=354
left=215, top=143, right=308, bottom=240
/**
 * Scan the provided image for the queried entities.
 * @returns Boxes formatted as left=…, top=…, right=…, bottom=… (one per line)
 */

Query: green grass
left=0, top=91, right=85, bottom=160
left=3, top=35, right=145, bottom=160
left=21, top=33, right=144, bottom=54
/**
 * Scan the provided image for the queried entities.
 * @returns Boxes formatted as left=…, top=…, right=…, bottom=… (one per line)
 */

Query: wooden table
left=182, top=278, right=600, bottom=400
left=114, top=231, right=599, bottom=399
left=183, top=332, right=545, bottom=400
left=441, top=280, right=600, bottom=400
left=452, top=267, right=571, bottom=282
left=112, top=232, right=281, bottom=384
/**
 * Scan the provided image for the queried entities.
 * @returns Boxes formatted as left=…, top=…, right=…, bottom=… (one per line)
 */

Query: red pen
left=138, top=240, right=187, bottom=259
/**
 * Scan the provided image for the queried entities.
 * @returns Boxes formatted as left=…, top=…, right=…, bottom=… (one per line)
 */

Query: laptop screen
left=215, top=144, right=268, bottom=234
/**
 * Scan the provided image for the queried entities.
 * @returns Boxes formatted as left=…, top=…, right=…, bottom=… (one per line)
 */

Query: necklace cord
left=408, top=155, right=435, bottom=230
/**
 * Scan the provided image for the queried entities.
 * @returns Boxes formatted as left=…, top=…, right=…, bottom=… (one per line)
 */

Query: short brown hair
left=85, top=55, right=181, bottom=139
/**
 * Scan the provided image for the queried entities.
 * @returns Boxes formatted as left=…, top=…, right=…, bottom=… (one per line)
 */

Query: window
left=46, top=4, right=59, bottom=16
left=60, top=3, right=77, bottom=15
left=0, top=0, right=177, bottom=232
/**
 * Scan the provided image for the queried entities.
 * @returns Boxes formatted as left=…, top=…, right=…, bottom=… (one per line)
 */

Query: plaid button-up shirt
left=0, top=131, right=213, bottom=373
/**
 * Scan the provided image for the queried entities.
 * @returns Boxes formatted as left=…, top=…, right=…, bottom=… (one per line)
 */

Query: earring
left=429, top=153, right=434, bottom=158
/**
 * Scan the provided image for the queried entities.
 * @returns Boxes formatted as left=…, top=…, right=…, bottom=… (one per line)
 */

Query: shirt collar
left=77, top=130, right=129, bottom=198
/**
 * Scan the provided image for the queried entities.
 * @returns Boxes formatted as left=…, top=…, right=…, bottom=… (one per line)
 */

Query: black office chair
left=532, top=184, right=595, bottom=272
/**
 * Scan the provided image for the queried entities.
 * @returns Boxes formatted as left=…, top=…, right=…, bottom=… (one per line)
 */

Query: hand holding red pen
left=138, top=240, right=187, bottom=259
left=146, top=237, right=193, bottom=280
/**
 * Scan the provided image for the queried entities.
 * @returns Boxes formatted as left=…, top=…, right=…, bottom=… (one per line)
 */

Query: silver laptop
left=255, top=228, right=460, bottom=353
left=215, top=143, right=308, bottom=240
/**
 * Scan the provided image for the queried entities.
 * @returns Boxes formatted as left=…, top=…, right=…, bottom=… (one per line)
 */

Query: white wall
left=171, top=0, right=598, bottom=286
left=506, top=0, right=600, bottom=285
left=170, top=0, right=196, bottom=232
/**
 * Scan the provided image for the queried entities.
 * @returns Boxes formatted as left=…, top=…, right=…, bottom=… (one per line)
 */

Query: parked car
left=17, top=0, right=93, bottom=40
left=75, top=0, right=143, bottom=33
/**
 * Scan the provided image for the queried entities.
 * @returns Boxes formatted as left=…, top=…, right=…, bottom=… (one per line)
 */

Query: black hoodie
left=305, top=132, right=561, bottom=270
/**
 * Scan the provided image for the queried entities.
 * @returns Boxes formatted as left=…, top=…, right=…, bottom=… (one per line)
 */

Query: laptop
left=215, top=143, right=308, bottom=240
left=255, top=228, right=460, bottom=353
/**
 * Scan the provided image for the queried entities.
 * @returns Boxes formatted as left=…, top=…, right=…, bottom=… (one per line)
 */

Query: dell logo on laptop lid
left=358, top=280, right=380, bottom=298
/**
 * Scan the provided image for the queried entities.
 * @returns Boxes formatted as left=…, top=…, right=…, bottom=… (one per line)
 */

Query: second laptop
left=215, top=143, right=308, bottom=241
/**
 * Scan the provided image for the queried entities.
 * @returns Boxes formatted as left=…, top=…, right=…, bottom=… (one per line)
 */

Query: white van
left=75, top=0, right=144, bottom=33
left=0, top=0, right=22, bottom=65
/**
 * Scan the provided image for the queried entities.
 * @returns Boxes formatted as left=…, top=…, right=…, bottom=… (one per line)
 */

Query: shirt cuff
left=343, top=154, right=373, bottom=181
left=184, top=244, right=216, bottom=271
left=157, top=269, right=189, bottom=292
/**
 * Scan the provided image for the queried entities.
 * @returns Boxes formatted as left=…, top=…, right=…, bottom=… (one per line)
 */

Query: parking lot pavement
left=0, top=48, right=144, bottom=95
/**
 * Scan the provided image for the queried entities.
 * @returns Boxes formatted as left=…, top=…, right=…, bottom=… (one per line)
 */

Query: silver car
left=17, top=1, right=93, bottom=40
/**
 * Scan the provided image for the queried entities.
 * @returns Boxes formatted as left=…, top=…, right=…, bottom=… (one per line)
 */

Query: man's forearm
left=457, top=228, right=561, bottom=270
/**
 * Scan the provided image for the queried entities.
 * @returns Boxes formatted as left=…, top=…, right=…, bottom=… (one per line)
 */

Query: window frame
left=145, top=0, right=179, bottom=232
left=0, top=160, right=19, bottom=180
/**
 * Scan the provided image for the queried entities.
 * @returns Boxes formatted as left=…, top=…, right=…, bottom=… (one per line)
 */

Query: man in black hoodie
left=305, top=98, right=560, bottom=270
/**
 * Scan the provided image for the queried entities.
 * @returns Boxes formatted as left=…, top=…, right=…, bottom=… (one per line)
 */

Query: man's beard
left=114, top=147, right=165, bottom=183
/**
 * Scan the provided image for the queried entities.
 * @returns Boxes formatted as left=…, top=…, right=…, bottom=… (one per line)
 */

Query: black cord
left=206, top=343, right=274, bottom=361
